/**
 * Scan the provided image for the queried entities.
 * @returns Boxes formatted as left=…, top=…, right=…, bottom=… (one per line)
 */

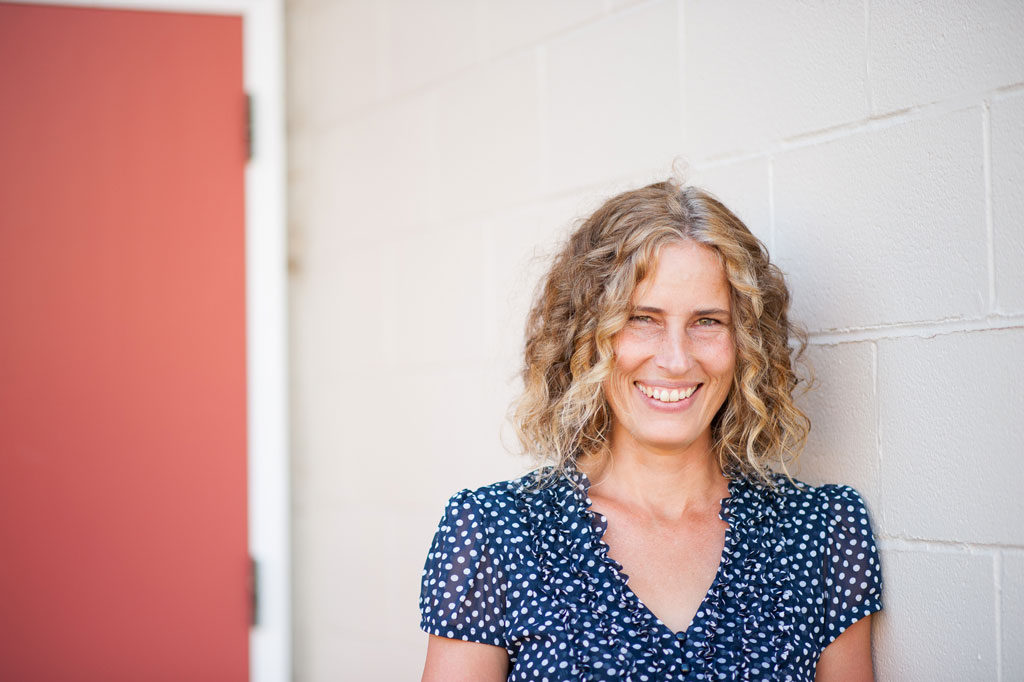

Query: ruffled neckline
left=511, top=464, right=796, bottom=679
left=566, top=463, right=775, bottom=527
left=564, top=466, right=768, bottom=635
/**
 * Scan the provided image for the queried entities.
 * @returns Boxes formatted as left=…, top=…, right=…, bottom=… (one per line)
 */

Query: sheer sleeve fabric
left=419, top=489, right=508, bottom=647
left=820, top=485, right=883, bottom=645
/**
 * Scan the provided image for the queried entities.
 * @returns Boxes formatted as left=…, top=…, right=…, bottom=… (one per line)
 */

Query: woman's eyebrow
left=632, top=305, right=731, bottom=316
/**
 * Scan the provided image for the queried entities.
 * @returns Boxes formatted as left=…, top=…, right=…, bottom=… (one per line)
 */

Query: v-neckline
left=573, top=467, right=742, bottom=637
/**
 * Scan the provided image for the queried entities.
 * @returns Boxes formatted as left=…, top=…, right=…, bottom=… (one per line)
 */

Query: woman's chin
left=613, top=425, right=714, bottom=458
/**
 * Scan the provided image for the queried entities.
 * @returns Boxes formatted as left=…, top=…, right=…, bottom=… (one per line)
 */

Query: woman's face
left=604, top=240, right=737, bottom=459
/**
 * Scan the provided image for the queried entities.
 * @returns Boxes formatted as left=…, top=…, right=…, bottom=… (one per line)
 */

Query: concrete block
left=309, top=241, right=400, bottom=371
left=683, top=0, right=867, bottom=158
left=435, top=54, right=544, bottom=217
left=300, top=93, right=441, bottom=243
left=295, top=504, right=468, bottom=679
left=292, top=504, right=396, bottom=636
left=877, top=329, right=1024, bottom=544
left=793, top=342, right=879, bottom=508
left=290, top=368, right=394, bottom=512
left=689, top=159, right=771, bottom=249
left=301, top=631, right=388, bottom=682
left=487, top=191, right=599, bottom=367
left=389, top=223, right=493, bottom=368
left=293, top=354, right=526, bottom=516
left=1003, top=553, right=1024, bottom=678
left=546, top=0, right=682, bottom=192
left=300, top=599, right=420, bottom=681
left=478, top=0, right=606, bottom=58
left=870, top=0, right=1024, bottom=114
left=399, top=367, right=526, bottom=506
left=382, top=0, right=480, bottom=95
left=286, top=0, right=387, bottom=131
left=873, top=548, right=997, bottom=681
left=774, top=108, right=987, bottom=331
left=992, top=93, right=1024, bottom=313
left=310, top=366, right=519, bottom=505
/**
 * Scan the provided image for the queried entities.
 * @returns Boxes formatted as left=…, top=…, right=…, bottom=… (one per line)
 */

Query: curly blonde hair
left=512, top=181, right=809, bottom=485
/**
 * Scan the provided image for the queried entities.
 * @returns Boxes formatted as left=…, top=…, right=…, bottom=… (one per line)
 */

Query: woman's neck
left=579, top=435, right=729, bottom=520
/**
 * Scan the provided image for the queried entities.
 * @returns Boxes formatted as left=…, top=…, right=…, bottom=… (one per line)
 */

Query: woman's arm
left=421, top=635, right=509, bottom=682
left=814, top=615, right=874, bottom=682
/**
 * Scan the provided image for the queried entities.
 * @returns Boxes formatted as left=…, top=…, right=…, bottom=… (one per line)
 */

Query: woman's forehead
left=631, top=242, right=731, bottom=308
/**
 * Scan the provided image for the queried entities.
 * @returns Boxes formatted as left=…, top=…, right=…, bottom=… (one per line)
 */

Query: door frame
left=3, top=1, right=290, bottom=680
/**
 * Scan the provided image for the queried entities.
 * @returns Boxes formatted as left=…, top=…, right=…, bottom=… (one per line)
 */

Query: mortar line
left=983, top=100, right=997, bottom=312
left=691, top=91, right=997, bottom=169
left=994, top=81, right=1024, bottom=97
left=995, top=550, right=1003, bottom=682
left=878, top=537, right=1024, bottom=552
left=871, top=340, right=880, bottom=521
left=301, top=1, right=652, bottom=136
left=864, top=0, right=873, bottom=115
left=807, top=315, right=1024, bottom=345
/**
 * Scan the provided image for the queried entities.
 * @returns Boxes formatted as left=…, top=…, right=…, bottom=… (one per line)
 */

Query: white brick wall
left=689, top=159, right=772, bottom=248
left=877, top=329, right=1024, bottom=546
left=873, top=548, right=998, bottom=680
left=545, top=0, right=682, bottom=192
left=1003, top=553, right=1024, bottom=678
left=773, top=108, right=988, bottom=331
left=435, top=53, right=544, bottom=214
left=286, top=0, right=388, bottom=130
left=868, top=0, right=1024, bottom=115
left=286, top=1, right=1024, bottom=679
left=794, top=342, right=879, bottom=507
left=992, top=92, right=1024, bottom=313
left=684, top=0, right=867, bottom=158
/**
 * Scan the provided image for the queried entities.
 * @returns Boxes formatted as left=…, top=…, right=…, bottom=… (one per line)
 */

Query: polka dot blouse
left=420, top=467, right=883, bottom=681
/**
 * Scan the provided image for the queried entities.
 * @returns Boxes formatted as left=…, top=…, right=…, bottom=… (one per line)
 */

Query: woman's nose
left=655, top=328, right=694, bottom=375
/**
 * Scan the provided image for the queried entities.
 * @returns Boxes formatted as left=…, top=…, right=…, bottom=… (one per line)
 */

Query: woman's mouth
left=634, top=381, right=701, bottom=404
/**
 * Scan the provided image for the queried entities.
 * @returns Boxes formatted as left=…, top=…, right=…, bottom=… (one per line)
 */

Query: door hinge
left=245, top=92, right=254, bottom=162
left=249, top=555, right=260, bottom=628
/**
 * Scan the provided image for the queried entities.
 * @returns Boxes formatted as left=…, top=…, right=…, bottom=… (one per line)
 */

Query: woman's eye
left=629, top=315, right=654, bottom=323
left=696, top=318, right=719, bottom=327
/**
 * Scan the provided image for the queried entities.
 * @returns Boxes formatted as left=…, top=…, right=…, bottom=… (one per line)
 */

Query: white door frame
left=5, top=1, right=290, bottom=680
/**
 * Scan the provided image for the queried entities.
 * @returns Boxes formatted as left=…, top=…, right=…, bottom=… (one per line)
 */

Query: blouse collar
left=554, top=462, right=777, bottom=530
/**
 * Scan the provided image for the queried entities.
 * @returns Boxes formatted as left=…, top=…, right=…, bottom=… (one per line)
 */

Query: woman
left=419, top=182, right=882, bottom=681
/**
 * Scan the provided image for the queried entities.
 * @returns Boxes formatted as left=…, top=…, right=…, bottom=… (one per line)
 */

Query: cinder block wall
left=286, top=1, right=1024, bottom=679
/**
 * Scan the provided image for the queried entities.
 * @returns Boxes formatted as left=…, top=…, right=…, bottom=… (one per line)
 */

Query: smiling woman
left=604, top=242, right=737, bottom=467
left=419, top=182, right=883, bottom=682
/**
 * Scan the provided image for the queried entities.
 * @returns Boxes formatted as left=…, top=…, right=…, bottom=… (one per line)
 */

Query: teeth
left=637, top=383, right=698, bottom=403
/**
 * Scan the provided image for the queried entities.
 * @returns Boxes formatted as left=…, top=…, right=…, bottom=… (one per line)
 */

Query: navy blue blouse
left=420, top=467, right=882, bottom=681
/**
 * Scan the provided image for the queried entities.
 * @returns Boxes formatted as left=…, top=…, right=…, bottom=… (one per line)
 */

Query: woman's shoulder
left=741, top=472, right=876, bottom=533
left=769, top=473, right=869, bottom=503
left=434, top=468, right=560, bottom=530
left=443, top=466, right=576, bottom=504
left=440, top=470, right=541, bottom=507
left=756, top=474, right=884, bottom=640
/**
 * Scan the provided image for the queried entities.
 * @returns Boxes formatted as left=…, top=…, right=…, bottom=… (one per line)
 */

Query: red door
left=0, top=4, right=249, bottom=680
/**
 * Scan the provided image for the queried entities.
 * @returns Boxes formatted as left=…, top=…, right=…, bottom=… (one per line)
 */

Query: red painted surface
left=0, top=4, right=248, bottom=680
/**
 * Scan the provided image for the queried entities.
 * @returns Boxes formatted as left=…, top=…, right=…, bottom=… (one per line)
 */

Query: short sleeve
left=821, top=485, right=883, bottom=644
left=419, top=489, right=508, bottom=647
